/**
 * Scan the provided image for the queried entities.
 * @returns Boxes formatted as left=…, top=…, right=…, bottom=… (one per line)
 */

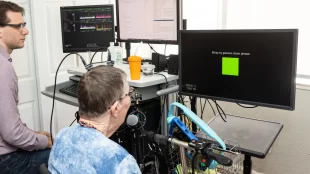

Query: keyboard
left=59, top=83, right=78, bottom=98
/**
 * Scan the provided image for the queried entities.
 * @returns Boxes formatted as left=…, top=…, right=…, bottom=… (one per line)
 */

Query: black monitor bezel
left=60, top=4, right=115, bottom=53
left=179, top=29, right=298, bottom=110
left=115, top=0, right=180, bottom=44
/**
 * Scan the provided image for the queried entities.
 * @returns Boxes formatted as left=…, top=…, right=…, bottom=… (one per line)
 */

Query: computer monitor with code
left=116, top=0, right=180, bottom=44
left=60, top=5, right=115, bottom=53
left=179, top=29, right=298, bottom=110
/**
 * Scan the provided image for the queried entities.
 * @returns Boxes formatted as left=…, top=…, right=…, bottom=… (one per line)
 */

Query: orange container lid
left=128, top=56, right=142, bottom=62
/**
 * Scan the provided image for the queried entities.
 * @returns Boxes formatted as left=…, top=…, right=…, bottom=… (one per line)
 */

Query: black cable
left=192, top=152, right=198, bottom=174
left=200, top=98, right=203, bottom=119
left=69, top=111, right=80, bottom=127
left=90, top=47, right=105, bottom=64
left=148, top=43, right=158, bottom=53
left=236, top=103, right=258, bottom=108
left=212, top=100, right=227, bottom=122
left=50, top=53, right=86, bottom=145
left=190, top=97, right=197, bottom=132
left=154, top=73, right=168, bottom=88
left=69, top=118, right=76, bottom=127
left=165, top=93, right=169, bottom=118
left=215, top=101, right=226, bottom=119
left=207, top=99, right=216, bottom=116
left=178, top=94, right=185, bottom=105
left=200, top=98, right=207, bottom=119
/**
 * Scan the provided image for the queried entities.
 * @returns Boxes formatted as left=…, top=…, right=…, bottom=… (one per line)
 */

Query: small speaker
left=152, top=53, right=167, bottom=72
left=168, top=54, right=178, bottom=75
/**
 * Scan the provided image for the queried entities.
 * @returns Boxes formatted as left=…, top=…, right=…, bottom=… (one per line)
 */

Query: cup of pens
left=128, top=55, right=142, bottom=80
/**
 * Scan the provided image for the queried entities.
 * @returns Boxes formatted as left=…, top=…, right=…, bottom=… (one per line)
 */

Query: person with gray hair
left=48, top=65, right=141, bottom=174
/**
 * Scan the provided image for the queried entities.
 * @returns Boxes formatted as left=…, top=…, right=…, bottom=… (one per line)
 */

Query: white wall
left=224, top=0, right=310, bottom=78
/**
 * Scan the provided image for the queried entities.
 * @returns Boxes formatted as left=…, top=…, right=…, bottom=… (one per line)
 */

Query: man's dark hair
left=0, top=1, right=24, bottom=25
left=78, top=65, right=127, bottom=118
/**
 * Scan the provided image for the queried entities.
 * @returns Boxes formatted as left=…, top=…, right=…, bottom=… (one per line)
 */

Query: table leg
left=243, top=155, right=252, bottom=174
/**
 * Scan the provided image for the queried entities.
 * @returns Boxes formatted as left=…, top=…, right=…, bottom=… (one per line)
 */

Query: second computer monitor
left=60, top=5, right=115, bottom=53
left=179, top=29, right=298, bottom=110
left=116, top=0, right=180, bottom=44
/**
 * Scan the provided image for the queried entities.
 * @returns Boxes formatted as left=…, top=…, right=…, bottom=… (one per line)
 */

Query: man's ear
left=109, top=101, right=121, bottom=118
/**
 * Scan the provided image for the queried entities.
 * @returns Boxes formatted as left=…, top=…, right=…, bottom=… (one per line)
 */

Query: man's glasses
left=0, top=22, right=27, bottom=30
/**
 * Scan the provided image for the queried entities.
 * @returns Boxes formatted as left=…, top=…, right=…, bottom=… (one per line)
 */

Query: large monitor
left=179, top=29, right=298, bottom=110
left=116, top=0, right=180, bottom=44
left=60, top=5, right=115, bottom=53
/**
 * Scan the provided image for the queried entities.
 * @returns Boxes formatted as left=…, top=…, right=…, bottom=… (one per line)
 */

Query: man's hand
left=47, top=136, right=53, bottom=148
left=35, top=131, right=51, bottom=137
left=35, top=131, right=53, bottom=148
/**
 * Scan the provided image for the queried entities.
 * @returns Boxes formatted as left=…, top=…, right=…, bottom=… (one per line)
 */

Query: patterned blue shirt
left=48, top=124, right=141, bottom=174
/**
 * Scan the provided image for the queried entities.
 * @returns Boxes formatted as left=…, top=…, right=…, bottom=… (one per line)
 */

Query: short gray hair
left=78, top=65, right=127, bottom=118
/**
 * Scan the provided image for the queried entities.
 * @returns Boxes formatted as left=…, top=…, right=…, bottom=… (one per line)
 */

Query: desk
left=42, top=65, right=179, bottom=135
left=197, top=114, right=283, bottom=174
left=67, top=64, right=178, bottom=88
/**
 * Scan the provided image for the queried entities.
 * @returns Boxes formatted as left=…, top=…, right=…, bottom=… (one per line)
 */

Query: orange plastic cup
left=128, top=55, right=142, bottom=80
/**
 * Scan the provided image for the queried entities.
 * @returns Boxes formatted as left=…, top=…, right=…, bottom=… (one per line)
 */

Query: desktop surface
left=197, top=114, right=283, bottom=158
left=67, top=64, right=179, bottom=88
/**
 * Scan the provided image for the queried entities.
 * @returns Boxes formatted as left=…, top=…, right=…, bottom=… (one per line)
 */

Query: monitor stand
left=244, top=155, right=252, bottom=174
left=125, top=42, right=131, bottom=61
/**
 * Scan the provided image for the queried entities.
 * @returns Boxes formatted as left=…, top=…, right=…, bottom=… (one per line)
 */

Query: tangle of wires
left=198, top=98, right=257, bottom=124
left=198, top=98, right=227, bottom=123
left=211, top=100, right=227, bottom=122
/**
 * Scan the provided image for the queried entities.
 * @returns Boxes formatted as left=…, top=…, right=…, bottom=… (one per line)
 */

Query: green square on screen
left=222, top=57, right=239, bottom=76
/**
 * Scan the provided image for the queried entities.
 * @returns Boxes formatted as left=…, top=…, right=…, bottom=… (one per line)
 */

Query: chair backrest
left=39, top=163, right=51, bottom=174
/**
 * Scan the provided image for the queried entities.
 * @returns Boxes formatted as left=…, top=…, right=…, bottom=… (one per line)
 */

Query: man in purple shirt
left=0, top=1, right=52, bottom=173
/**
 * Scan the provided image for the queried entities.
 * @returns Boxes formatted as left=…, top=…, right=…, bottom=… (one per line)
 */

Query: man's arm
left=0, top=64, right=48, bottom=151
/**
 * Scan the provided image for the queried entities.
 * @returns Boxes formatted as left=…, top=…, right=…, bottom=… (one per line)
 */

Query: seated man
left=48, top=66, right=141, bottom=174
left=0, top=1, right=52, bottom=173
